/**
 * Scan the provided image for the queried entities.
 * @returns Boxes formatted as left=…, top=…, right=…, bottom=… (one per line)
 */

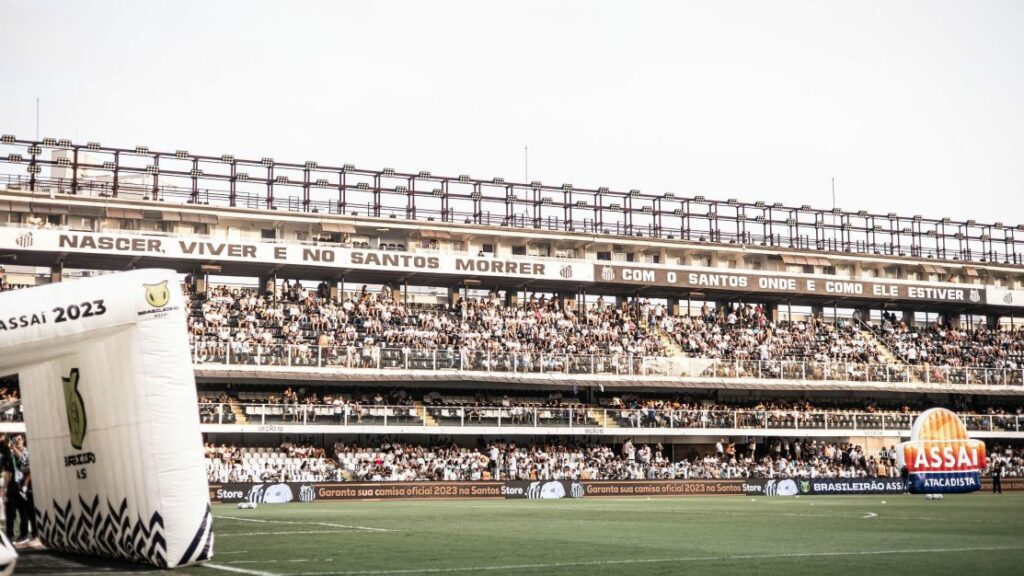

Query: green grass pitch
left=185, top=494, right=1024, bottom=576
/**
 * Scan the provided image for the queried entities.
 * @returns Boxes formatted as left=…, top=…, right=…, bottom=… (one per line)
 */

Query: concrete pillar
left=557, top=292, right=573, bottom=311
left=668, top=297, right=681, bottom=317
left=810, top=304, right=824, bottom=321
left=258, top=275, right=273, bottom=296
left=715, top=301, right=730, bottom=319
left=943, top=312, right=960, bottom=329
left=986, top=313, right=999, bottom=329
left=902, top=310, right=914, bottom=327
left=50, top=262, right=63, bottom=283
left=446, top=286, right=457, bottom=306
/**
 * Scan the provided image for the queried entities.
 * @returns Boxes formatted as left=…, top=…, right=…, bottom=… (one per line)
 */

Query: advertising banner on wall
left=0, top=228, right=587, bottom=283
left=0, top=228, right=1002, bottom=307
left=595, top=263, right=985, bottom=304
left=211, top=481, right=506, bottom=502
left=502, top=480, right=585, bottom=499
left=210, top=479, right=746, bottom=502
left=209, top=477, right=1019, bottom=503
left=743, top=478, right=905, bottom=496
left=584, top=479, right=747, bottom=497
left=213, top=482, right=319, bottom=504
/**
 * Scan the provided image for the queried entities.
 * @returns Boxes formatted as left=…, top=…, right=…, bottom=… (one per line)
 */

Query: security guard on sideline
left=993, top=459, right=1005, bottom=494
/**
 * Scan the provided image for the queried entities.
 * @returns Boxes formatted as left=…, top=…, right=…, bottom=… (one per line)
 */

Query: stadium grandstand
left=0, top=135, right=1022, bottom=486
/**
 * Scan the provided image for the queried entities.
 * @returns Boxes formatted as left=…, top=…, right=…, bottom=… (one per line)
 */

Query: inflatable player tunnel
left=0, top=269, right=212, bottom=569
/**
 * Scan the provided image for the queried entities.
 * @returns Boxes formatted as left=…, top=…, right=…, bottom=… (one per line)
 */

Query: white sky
left=2, top=0, right=1022, bottom=224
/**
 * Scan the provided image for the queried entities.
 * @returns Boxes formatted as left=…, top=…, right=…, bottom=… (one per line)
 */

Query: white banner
left=986, top=286, right=1024, bottom=308
left=0, top=227, right=590, bottom=282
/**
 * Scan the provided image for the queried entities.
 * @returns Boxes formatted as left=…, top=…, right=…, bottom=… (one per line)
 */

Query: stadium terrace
left=1, top=135, right=1024, bottom=508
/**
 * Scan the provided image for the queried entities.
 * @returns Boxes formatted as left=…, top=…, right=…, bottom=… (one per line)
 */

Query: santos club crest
left=62, top=368, right=87, bottom=450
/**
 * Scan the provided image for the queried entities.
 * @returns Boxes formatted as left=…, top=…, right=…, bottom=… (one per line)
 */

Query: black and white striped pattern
left=177, top=504, right=214, bottom=565
left=34, top=496, right=168, bottom=568
left=0, top=528, right=16, bottom=576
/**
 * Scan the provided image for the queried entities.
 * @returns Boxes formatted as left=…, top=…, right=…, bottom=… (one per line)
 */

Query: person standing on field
left=1, top=435, right=34, bottom=544
left=992, top=459, right=1004, bottom=494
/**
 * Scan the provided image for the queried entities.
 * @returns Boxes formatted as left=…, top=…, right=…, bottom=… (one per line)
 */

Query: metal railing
left=197, top=402, right=1023, bottom=433
left=4, top=172, right=1022, bottom=266
left=190, top=344, right=1024, bottom=387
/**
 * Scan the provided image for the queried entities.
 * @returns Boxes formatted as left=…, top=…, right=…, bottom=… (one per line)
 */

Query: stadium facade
left=1, top=135, right=1023, bottom=485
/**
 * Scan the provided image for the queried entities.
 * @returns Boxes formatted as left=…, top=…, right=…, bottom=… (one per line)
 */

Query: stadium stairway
left=589, top=408, right=619, bottom=428
left=229, top=399, right=247, bottom=424
left=417, top=401, right=438, bottom=426
left=859, top=328, right=919, bottom=382
left=656, top=328, right=686, bottom=358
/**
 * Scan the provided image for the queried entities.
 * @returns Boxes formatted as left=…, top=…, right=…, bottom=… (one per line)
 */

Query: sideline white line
left=220, top=530, right=373, bottom=537
left=205, top=562, right=282, bottom=576
left=448, top=505, right=1015, bottom=524
left=285, top=545, right=1024, bottom=575
left=223, top=559, right=313, bottom=565
left=67, top=572, right=165, bottom=575
left=215, top=515, right=398, bottom=533
left=863, top=512, right=878, bottom=519
left=452, top=505, right=865, bottom=520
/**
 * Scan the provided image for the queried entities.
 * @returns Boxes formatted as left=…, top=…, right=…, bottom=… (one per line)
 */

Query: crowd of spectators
left=198, top=393, right=236, bottom=424
left=197, top=385, right=1024, bottom=431
left=202, top=387, right=417, bottom=424
left=333, top=439, right=884, bottom=482
left=661, top=303, right=882, bottom=364
left=605, top=396, right=919, bottom=430
left=878, top=312, right=1024, bottom=370
left=204, top=441, right=333, bottom=483
left=203, top=440, right=1024, bottom=483
left=186, top=282, right=1024, bottom=374
left=188, top=284, right=666, bottom=367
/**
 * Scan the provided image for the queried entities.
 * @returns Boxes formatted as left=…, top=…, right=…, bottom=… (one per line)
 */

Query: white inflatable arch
left=0, top=269, right=212, bottom=569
